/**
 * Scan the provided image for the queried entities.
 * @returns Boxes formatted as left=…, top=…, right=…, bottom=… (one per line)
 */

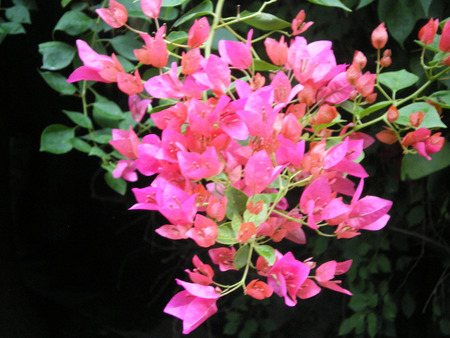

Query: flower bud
left=365, top=93, right=377, bottom=104
left=313, top=104, right=338, bottom=125
left=345, top=64, right=360, bottom=86
left=356, top=71, right=376, bottom=97
left=387, top=105, right=399, bottom=123
left=371, top=23, right=388, bottom=49
left=188, top=17, right=210, bottom=48
left=443, top=55, right=450, bottom=67
left=409, top=111, right=425, bottom=127
left=418, top=18, right=439, bottom=45
left=439, top=20, right=450, bottom=53
left=380, top=56, right=392, bottom=67
left=264, top=36, right=288, bottom=66
left=376, top=128, right=397, bottom=144
left=352, top=50, right=367, bottom=70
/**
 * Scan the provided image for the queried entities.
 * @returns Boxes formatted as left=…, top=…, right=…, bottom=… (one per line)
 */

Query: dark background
left=2, top=0, right=450, bottom=337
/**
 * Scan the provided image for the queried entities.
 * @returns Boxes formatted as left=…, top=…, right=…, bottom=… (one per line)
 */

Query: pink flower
left=141, top=0, right=162, bottom=19
left=208, top=247, right=237, bottom=271
left=128, top=95, right=151, bottom=122
left=112, top=159, right=137, bottom=182
left=267, top=252, right=310, bottom=306
left=181, top=48, right=202, bottom=75
left=271, top=71, right=303, bottom=105
left=109, top=127, right=140, bottom=160
left=186, top=214, right=218, bottom=247
left=164, top=279, right=220, bottom=334
left=134, top=27, right=168, bottom=68
left=243, top=150, right=285, bottom=196
left=245, top=280, right=273, bottom=300
left=291, top=10, right=313, bottom=36
left=67, top=40, right=125, bottom=83
left=188, top=17, right=210, bottom=48
left=314, top=260, right=353, bottom=295
left=185, top=255, right=214, bottom=286
left=117, top=69, right=143, bottom=96
left=219, top=30, right=253, bottom=69
left=177, top=147, right=224, bottom=181
left=95, top=0, right=127, bottom=28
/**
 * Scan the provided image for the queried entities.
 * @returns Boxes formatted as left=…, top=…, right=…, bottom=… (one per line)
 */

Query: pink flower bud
left=418, top=18, right=439, bottom=45
left=352, top=50, right=367, bottom=70
left=313, top=104, right=338, bottom=125
left=371, top=23, right=388, bottom=49
left=387, top=105, right=399, bottom=123
left=96, top=0, right=127, bottom=28
left=355, top=71, right=376, bottom=97
left=376, top=128, right=397, bottom=144
left=141, top=0, right=162, bottom=19
left=264, top=36, right=288, bottom=66
left=188, top=17, right=210, bottom=48
left=346, top=64, right=360, bottom=86
left=409, top=111, right=425, bottom=127
left=439, top=20, right=450, bottom=53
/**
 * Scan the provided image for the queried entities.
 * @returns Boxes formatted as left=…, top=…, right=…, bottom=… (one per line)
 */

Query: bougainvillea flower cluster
left=64, top=1, right=449, bottom=334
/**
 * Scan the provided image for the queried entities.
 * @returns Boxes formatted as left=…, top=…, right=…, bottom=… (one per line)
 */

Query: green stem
left=204, top=0, right=225, bottom=58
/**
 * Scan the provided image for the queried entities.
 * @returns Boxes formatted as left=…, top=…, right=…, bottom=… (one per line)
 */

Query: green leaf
left=377, top=70, right=419, bottom=92
left=70, top=138, right=92, bottom=153
left=357, top=100, right=391, bottom=118
left=162, top=0, right=190, bottom=6
left=401, top=292, right=415, bottom=318
left=234, top=244, right=250, bottom=269
left=377, top=254, right=391, bottom=273
left=173, top=0, right=213, bottom=27
left=427, top=90, right=450, bottom=109
left=167, top=30, right=189, bottom=45
left=39, top=41, right=76, bottom=70
left=159, top=6, right=179, bottom=21
left=6, top=5, right=31, bottom=24
left=105, top=171, right=126, bottom=195
left=397, top=102, right=446, bottom=129
left=39, top=71, right=77, bottom=95
left=378, top=0, right=419, bottom=46
left=40, top=124, right=75, bottom=154
left=349, top=293, right=369, bottom=312
left=13, top=0, right=37, bottom=10
left=356, top=0, right=375, bottom=10
left=225, top=185, right=248, bottom=219
left=401, top=141, right=450, bottom=180
left=338, top=313, right=365, bottom=335
left=254, top=245, right=276, bottom=265
left=217, top=223, right=237, bottom=245
left=93, top=96, right=124, bottom=120
left=418, top=0, right=433, bottom=16
left=109, top=32, right=143, bottom=61
left=89, top=146, right=110, bottom=159
left=307, top=0, right=352, bottom=12
left=240, top=11, right=291, bottom=31
left=54, top=10, right=93, bottom=36
left=61, top=0, right=72, bottom=8
left=367, top=313, right=377, bottom=338
left=63, top=110, right=93, bottom=129
left=253, top=59, right=280, bottom=72
left=382, top=300, right=397, bottom=320
left=1, top=21, right=26, bottom=35
left=81, top=128, right=113, bottom=144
